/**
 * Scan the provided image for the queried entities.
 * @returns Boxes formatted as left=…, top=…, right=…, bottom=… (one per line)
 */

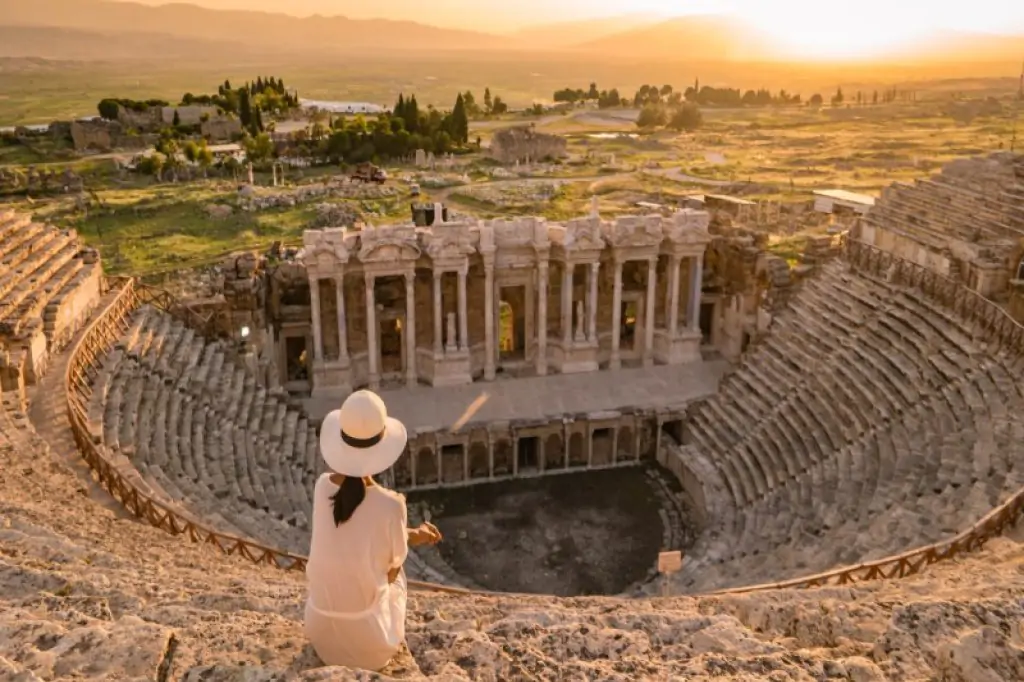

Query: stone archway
left=492, top=439, right=513, bottom=476
left=416, top=447, right=438, bottom=486
left=468, top=440, right=489, bottom=479
left=568, top=432, right=586, bottom=467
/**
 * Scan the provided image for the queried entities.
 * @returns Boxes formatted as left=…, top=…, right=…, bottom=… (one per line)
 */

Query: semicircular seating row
left=88, top=305, right=455, bottom=583
left=670, top=259, right=1024, bottom=593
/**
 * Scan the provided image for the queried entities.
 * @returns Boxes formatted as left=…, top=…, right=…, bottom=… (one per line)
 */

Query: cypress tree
left=395, top=94, right=406, bottom=121
left=452, top=93, right=468, bottom=144
left=406, top=95, right=419, bottom=133
left=239, top=88, right=252, bottom=129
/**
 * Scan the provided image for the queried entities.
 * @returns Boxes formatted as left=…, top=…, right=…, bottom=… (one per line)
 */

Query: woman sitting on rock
left=305, top=390, right=442, bottom=671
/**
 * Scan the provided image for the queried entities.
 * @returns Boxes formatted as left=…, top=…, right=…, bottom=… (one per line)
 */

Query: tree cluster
left=457, top=88, right=508, bottom=118
left=268, top=93, right=473, bottom=166
left=681, top=84, right=802, bottom=107
left=97, top=98, right=170, bottom=120
left=553, top=83, right=624, bottom=109
left=636, top=102, right=704, bottom=132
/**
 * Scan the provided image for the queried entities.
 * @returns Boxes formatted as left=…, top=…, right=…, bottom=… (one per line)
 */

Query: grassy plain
left=2, top=83, right=1020, bottom=275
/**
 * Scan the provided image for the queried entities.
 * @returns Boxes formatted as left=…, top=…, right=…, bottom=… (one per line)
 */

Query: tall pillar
left=687, top=254, right=704, bottom=332
left=536, top=261, right=548, bottom=375
left=610, top=258, right=623, bottom=370
left=334, top=275, right=348, bottom=362
left=309, top=277, right=323, bottom=361
left=433, top=271, right=443, bottom=354
left=588, top=261, right=599, bottom=343
left=457, top=269, right=469, bottom=352
left=484, top=262, right=496, bottom=380
left=365, top=273, right=379, bottom=388
left=404, top=271, right=416, bottom=388
left=561, top=263, right=573, bottom=349
left=668, top=255, right=681, bottom=338
left=643, top=257, right=656, bottom=367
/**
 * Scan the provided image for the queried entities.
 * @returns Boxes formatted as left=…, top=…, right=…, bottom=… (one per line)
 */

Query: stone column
left=309, top=277, right=323, bottom=361
left=610, top=257, right=623, bottom=370
left=404, top=271, right=416, bottom=388
left=561, top=263, right=573, bottom=349
left=484, top=261, right=496, bottom=380
left=457, top=269, right=469, bottom=352
left=644, top=257, right=656, bottom=367
left=334, top=275, right=348, bottom=362
left=668, top=255, right=681, bottom=338
left=536, top=261, right=548, bottom=375
left=365, top=273, right=379, bottom=388
left=688, top=254, right=704, bottom=332
left=588, top=261, right=599, bottom=343
left=433, top=271, right=443, bottom=355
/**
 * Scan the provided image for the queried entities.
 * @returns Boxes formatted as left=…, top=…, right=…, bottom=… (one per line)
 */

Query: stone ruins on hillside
left=0, top=209, right=102, bottom=398
left=857, top=152, right=1024, bottom=303
left=489, top=126, right=568, bottom=165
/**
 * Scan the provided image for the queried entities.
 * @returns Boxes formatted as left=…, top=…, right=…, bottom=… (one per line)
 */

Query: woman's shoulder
left=369, top=485, right=406, bottom=508
left=314, top=472, right=338, bottom=492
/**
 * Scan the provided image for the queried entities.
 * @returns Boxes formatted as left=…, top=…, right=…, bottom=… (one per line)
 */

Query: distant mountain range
left=0, top=0, right=1021, bottom=65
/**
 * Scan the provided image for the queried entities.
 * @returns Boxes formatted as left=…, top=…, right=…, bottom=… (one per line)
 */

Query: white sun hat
left=319, top=390, right=408, bottom=478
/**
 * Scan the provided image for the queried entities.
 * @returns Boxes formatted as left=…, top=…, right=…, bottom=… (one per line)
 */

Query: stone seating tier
left=868, top=159, right=1024, bottom=248
left=672, top=260, right=1024, bottom=593
left=92, top=306, right=320, bottom=556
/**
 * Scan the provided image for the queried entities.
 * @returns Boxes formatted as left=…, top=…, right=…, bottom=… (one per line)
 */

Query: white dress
left=304, top=474, right=409, bottom=671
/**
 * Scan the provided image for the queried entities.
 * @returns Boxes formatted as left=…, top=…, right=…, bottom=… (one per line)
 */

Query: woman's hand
left=408, top=522, right=442, bottom=547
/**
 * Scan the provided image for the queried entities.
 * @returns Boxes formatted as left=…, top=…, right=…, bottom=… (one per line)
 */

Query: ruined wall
left=489, top=127, right=567, bottom=165
left=69, top=120, right=154, bottom=152
left=201, top=116, right=242, bottom=142
left=162, top=106, right=219, bottom=126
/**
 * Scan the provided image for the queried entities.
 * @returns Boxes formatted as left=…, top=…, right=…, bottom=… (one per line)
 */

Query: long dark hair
left=330, top=476, right=366, bottom=525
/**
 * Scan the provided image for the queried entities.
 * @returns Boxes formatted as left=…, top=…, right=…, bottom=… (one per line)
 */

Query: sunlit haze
left=123, top=0, right=1024, bottom=58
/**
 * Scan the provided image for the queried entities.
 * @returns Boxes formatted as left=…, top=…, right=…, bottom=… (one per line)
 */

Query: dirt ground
left=408, top=466, right=676, bottom=596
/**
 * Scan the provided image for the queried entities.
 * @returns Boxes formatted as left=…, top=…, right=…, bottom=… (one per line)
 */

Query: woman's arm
left=408, top=521, right=443, bottom=547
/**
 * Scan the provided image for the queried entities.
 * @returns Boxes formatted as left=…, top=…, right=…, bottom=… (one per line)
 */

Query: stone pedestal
left=653, top=330, right=703, bottom=365
left=430, top=350, right=472, bottom=387
left=310, top=359, right=352, bottom=400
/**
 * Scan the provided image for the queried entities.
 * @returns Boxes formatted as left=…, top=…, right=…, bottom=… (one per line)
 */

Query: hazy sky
left=124, top=0, right=1024, bottom=50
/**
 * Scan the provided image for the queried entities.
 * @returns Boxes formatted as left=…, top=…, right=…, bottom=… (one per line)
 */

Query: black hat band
left=341, top=428, right=385, bottom=449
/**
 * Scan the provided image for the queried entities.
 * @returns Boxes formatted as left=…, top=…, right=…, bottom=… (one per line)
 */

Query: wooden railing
left=63, top=243, right=1024, bottom=598
left=64, top=278, right=475, bottom=594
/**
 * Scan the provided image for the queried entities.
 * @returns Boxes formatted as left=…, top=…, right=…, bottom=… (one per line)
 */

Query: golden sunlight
left=627, top=0, right=1021, bottom=59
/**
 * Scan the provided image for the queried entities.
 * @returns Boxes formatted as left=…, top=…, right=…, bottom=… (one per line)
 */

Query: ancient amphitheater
left=3, top=153, right=1024, bottom=680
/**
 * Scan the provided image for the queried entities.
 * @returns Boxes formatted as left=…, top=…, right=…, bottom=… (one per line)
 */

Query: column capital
left=364, top=272, right=375, bottom=287
left=404, top=270, right=415, bottom=285
left=590, top=260, right=600, bottom=272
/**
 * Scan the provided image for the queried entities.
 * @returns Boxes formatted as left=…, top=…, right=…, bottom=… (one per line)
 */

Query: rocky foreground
left=2, top=404, right=1024, bottom=681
